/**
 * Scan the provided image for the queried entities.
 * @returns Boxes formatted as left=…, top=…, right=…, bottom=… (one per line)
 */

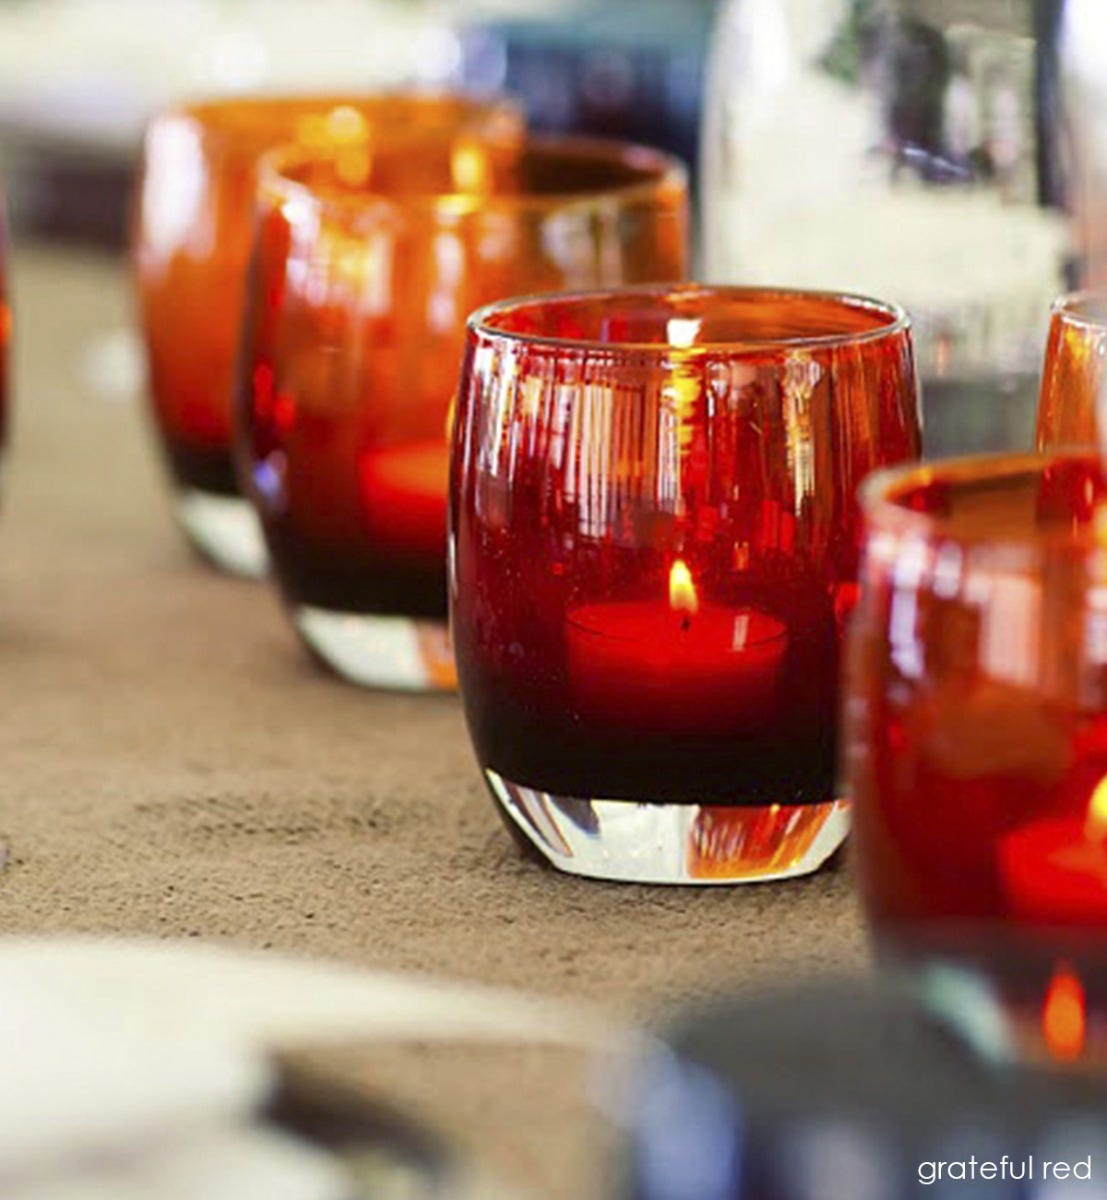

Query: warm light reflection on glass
left=667, top=317, right=701, bottom=348
left=292, top=108, right=375, bottom=187
left=979, top=572, right=1042, bottom=689
left=140, top=118, right=209, bottom=263
left=294, top=105, right=368, bottom=151
left=444, top=392, right=457, bottom=441
left=670, top=559, right=699, bottom=615
left=451, top=138, right=492, bottom=193
left=663, top=360, right=701, bottom=454
left=1043, top=961, right=1086, bottom=1062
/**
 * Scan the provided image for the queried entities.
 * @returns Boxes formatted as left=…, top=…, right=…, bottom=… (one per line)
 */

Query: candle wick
left=680, top=614, right=692, bottom=633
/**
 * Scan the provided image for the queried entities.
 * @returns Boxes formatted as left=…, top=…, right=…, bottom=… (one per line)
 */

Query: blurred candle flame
left=451, top=138, right=491, bottom=193
left=670, top=560, right=699, bottom=616
left=1042, top=961, right=1086, bottom=1062
left=1085, top=775, right=1107, bottom=842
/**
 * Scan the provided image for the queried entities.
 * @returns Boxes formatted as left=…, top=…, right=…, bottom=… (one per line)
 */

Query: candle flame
left=669, top=560, right=699, bottom=616
left=451, top=138, right=491, bottom=193
left=1085, top=775, right=1107, bottom=842
left=1043, top=960, right=1086, bottom=1063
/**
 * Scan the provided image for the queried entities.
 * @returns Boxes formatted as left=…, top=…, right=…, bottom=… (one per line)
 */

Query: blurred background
left=3, top=0, right=1101, bottom=457
left=0, top=0, right=719, bottom=246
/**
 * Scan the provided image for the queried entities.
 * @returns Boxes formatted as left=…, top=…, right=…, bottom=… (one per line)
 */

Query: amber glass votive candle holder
left=238, top=136, right=689, bottom=692
left=451, top=285, right=920, bottom=884
left=1036, top=291, right=1107, bottom=451
left=847, top=449, right=1107, bottom=1057
left=133, top=93, right=522, bottom=578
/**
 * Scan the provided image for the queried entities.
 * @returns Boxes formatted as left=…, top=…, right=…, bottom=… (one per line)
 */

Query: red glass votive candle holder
left=847, top=450, right=1107, bottom=1033
left=237, top=136, right=689, bottom=692
left=451, top=285, right=920, bottom=883
left=1036, top=291, right=1107, bottom=451
left=133, top=93, right=522, bottom=578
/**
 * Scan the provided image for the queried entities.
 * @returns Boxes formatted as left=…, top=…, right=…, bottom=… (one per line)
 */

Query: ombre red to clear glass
left=848, top=451, right=1107, bottom=962
left=238, top=136, right=688, bottom=691
left=451, top=286, right=920, bottom=884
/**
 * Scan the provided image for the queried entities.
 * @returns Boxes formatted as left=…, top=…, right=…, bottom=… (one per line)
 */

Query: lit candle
left=566, top=559, right=789, bottom=735
left=999, top=778, right=1107, bottom=925
left=1041, top=961, right=1086, bottom=1063
left=357, top=439, right=449, bottom=559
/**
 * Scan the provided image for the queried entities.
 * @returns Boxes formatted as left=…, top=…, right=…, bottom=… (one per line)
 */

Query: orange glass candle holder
left=450, top=285, right=920, bottom=883
left=237, top=136, right=689, bottom=692
left=1036, top=291, right=1107, bottom=451
left=848, top=450, right=1107, bottom=983
left=133, top=93, right=522, bottom=578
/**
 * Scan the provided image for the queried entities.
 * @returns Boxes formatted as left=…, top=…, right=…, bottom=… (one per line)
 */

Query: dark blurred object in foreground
left=617, top=977, right=1107, bottom=1200
left=454, top=1, right=717, bottom=187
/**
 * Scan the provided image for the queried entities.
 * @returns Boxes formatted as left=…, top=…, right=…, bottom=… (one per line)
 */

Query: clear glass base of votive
left=294, top=606, right=457, bottom=692
left=485, top=770, right=850, bottom=885
left=174, top=489, right=268, bottom=579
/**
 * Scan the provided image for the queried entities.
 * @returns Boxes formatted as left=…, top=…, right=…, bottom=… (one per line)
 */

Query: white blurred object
left=0, top=935, right=612, bottom=1050
left=0, top=936, right=614, bottom=1198
left=1062, top=0, right=1107, bottom=293
left=0, top=0, right=436, bottom=152
left=81, top=327, right=144, bottom=402
left=0, top=976, right=268, bottom=1179
left=701, top=0, right=1070, bottom=386
left=3, top=1127, right=351, bottom=1200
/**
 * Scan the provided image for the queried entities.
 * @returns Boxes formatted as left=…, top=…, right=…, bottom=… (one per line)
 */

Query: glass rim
left=467, top=283, right=910, bottom=354
left=152, top=88, right=522, bottom=153
left=1050, top=287, right=1107, bottom=332
left=257, top=133, right=688, bottom=218
left=860, top=447, right=1104, bottom=551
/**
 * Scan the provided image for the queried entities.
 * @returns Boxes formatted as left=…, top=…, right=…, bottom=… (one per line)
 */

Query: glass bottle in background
left=1060, top=1, right=1107, bottom=297
left=702, top=0, right=1075, bottom=458
left=437, top=0, right=716, bottom=190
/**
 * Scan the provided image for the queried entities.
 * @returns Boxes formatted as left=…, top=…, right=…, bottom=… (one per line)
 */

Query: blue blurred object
left=616, top=976, right=1107, bottom=1200
left=455, top=2, right=718, bottom=186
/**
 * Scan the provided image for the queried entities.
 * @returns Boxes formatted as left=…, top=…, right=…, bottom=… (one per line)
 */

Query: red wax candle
left=358, top=440, right=449, bottom=559
left=999, top=785, right=1107, bottom=925
left=566, top=561, right=788, bottom=735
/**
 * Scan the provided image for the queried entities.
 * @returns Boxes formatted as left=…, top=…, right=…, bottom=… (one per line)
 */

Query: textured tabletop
left=0, top=244, right=868, bottom=1198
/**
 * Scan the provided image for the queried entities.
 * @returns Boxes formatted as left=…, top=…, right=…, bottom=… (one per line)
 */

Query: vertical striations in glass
left=452, top=285, right=920, bottom=882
